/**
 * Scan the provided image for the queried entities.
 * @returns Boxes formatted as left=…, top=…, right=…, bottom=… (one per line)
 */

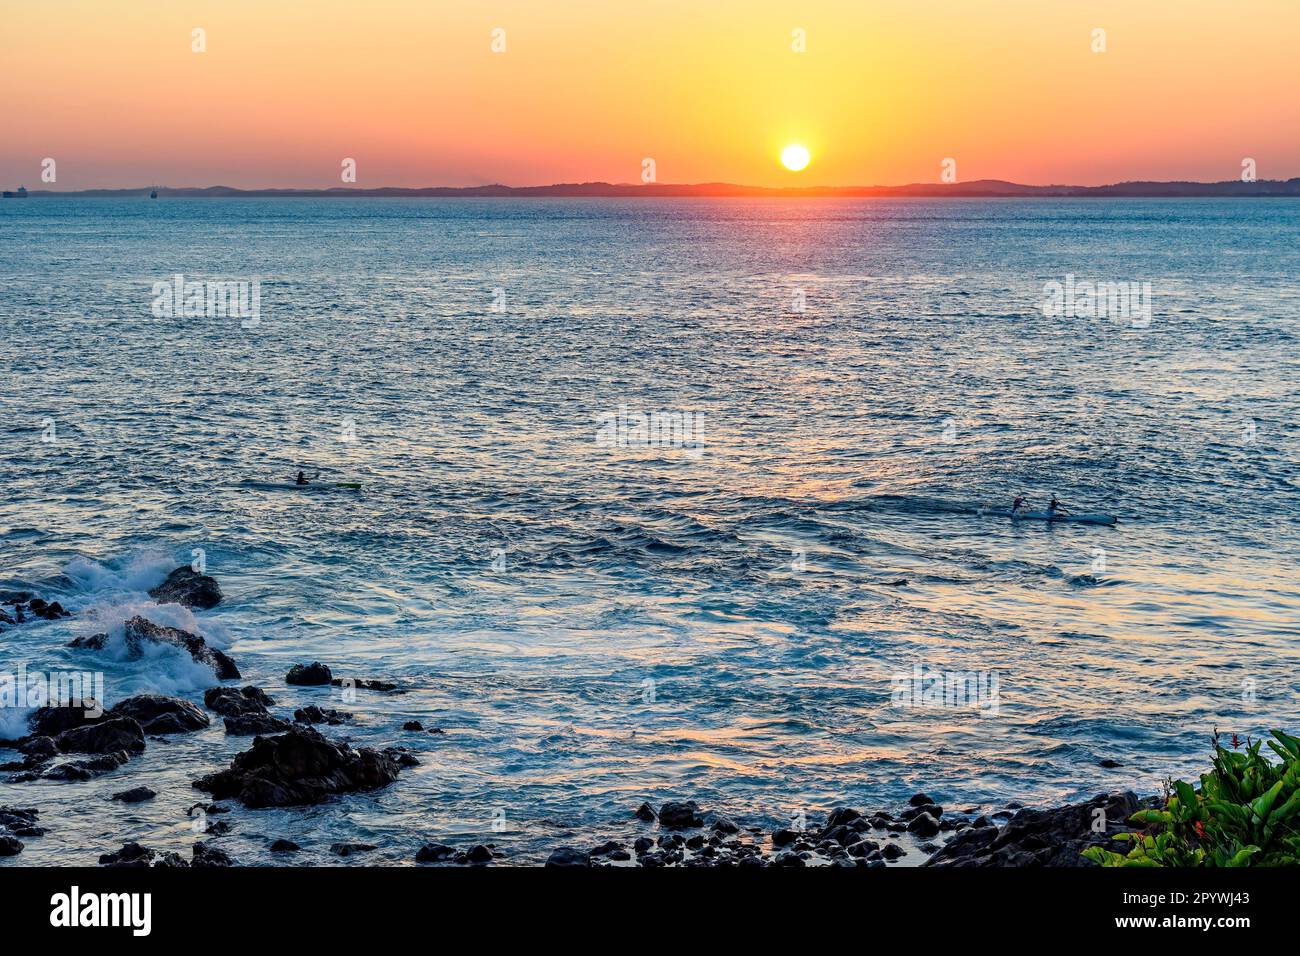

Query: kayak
left=992, top=508, right=1117, bottom=526
left=243, top=480, right=362, bottom=492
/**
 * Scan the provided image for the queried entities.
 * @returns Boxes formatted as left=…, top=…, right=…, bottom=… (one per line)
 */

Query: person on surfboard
left=1011, top=494, right=1027, bottom=516
left=295, top=470, right=320, bottom=486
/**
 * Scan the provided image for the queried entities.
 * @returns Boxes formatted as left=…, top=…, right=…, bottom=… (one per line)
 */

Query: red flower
left=1232, top=734, right=1241, bottom=749
left=1194, top=821, right=1208, bottom=840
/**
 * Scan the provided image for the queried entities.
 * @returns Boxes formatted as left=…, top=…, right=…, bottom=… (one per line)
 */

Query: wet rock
left=0, top=835, right=22, bottom=856
left=27, top=706, right=103, bottom=738
left=402, top=720, right=423, bottom=731
left=383, top=747, right=420, bottom=768
left=18, top=736, right=59, bottom=760
left=155, top=852, right=190, bottom=868
left=20, top=751, right=130, bottom=782
left=149, top=566, right=223, bottom=610
left=192, top=725, right=402, bottom=808
left=909, top=792, right=935, bottom=807
left=331, top=677, right=397, bottom=692
left=633, top=837, right=654, bottom=855
left=906, top=812, right=942, bottom=838
left=112, top=786, right=157, bottom=803
left=415, top=843, right=456, bottom=862
left=658, top=800, right=703, bottom=829
left=925, top=791, right=1143, bottom=867
left=71, top=616, right=238, bottom=680
left=294, top=705, right=352, bottom=726
left=901, top=802, right=943, bottom=821
left=191, top=841, right=235, bottom=867
left=205, top=820, right=232, bottom=836
left=55, top=717, right=145, bottom=755
left=465, top=844, right=493, bottom=864
left=270, top=839, right=300, bottom=852
left=99, top=842, right=155, bottom=867
left=881, top=843, right=907, bottom=860
left=1098, top=759, right=1122, bottom=769
left=771, top=828, right=800, bottom=847
left=204, top=686, right=275, bottom=718
left=285, top=662, right=332, bottom=686
left=546, top=847, right=591, bottom=868
left=110, top=695, right=209, bottom=734
left=824, top=807, right=863, bottom=829
left=711, top=815, right=739, bottom=834
left=330, top=842, right=377, bottom=857
left=0, top=806, right=41, bottom=837
left=223, top=713, right=293, bottom=736
left=633, top=802, right=657, bottom=821
left=773, top=851, right=805, bottom=867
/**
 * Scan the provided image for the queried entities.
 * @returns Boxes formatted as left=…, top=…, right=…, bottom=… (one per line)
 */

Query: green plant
left=1084, top=729, right=1300, bottom=867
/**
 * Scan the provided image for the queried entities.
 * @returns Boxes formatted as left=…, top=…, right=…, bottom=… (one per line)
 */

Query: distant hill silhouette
left=20, top=178, right=1300, bottom=198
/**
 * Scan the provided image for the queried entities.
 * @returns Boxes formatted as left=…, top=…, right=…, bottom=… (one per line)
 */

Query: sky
left=2, top=0, right=1297, bottom=190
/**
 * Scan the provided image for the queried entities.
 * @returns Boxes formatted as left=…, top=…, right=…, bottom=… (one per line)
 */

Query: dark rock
left=191, top=841, right=235, bottom=867
left=294, top=705, right=352, bottom=726
left=204, top=686, right=275, bottom=718
left=847, top=838, right=880, bottom=858
left=657, top=800, right=703, bottom=829
left=286, top=662, right=332, bottom=686
left=907, top=812, right=941, bottom=838
left=0, top=835, right=22, bottom=856
left=383, top=747, right=420, bottom=768
left=270, top=839, right=300, bottom=852
left=591, top=841, right=625, bottom=856
left=55, top=717, right=145, bottom=755
left=27, top=706, right=103, bottom=738
left=1099, top=759, right=1122, bottom=769
left=149, top=566, right=223, bottom=610
left=330, top=842, right=377, bottom=857
left=881, top=843, right=907, bottom=860
left=825, top=806, right=862, bottom=829
left=110, top=695, right=209, bottom=734
left=331, top=677, right=397, bottom=691
left=192, top=725, right=402, bottom=808
left=21, top=751, right=130, bottom=781
left=18, top=735, right=59, bottom=760
left=112, top=786, right=157, bottom=803
left=773, top=851, right=805, bottom=867
left=771, top=828, right=800, bottom=847
left=925, top=792, right=1142, bottom=867
left=909, top=792, right=935, bottom=807
left=711, top=815, right=739, bottom=834
left=402, top=721, right=423, bottom=731
left=71, top=616, right=238, bottom=680
left=546, top=846, right=591, bottom=868
left=99, top=842, right=154, bottom=867
left=901, top=802, right=943, bottom=821
left=634, top=802, right=657, bottom=821
left=633, top=837, right=654, bottom=855
left=204, top=820, right=232, bottom=836
left=415, top=843, right=456, bottom=862
left=154, top=852, right=190, bottom=868
left=465, top=844, right=493, bottom=864
left=223, top=713, right=292, bottom=736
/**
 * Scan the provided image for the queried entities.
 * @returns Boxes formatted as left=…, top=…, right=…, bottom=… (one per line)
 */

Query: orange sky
left=2, top=0, right=1297, bottom=189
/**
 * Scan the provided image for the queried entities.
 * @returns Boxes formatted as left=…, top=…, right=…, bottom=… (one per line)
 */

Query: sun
left=781, top=144, right=811, bottom=172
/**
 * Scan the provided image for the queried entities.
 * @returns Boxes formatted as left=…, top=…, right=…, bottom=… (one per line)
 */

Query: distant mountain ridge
left=16, top=178, right=1300, bottom=198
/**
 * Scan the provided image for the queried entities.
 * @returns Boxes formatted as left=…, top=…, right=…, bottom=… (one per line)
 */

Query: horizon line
left=10, top=176, right=1300, bottom=199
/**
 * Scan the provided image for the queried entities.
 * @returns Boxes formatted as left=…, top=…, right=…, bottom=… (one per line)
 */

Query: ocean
left=1, top=196, right=1297, bottom=865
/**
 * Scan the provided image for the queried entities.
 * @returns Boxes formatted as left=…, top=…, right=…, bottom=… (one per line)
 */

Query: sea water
left=1, top=197, right=1297, bottom=864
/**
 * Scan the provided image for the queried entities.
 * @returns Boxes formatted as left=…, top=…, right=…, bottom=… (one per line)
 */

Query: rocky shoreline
left=1, top=567, right=1157, bottom=867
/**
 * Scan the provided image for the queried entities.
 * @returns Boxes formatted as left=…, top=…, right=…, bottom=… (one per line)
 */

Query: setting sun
left=781, top=144, right=811, bottom=172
